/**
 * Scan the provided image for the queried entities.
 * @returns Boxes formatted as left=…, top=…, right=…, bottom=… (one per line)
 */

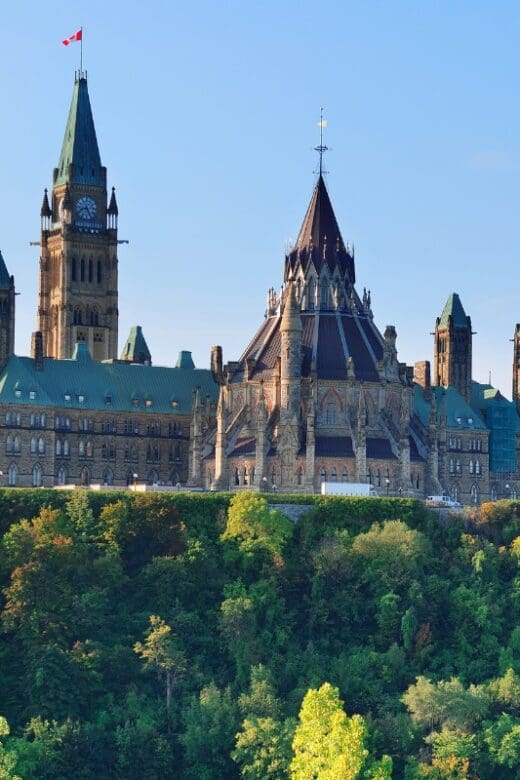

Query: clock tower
left=36, top=72, right=119, bottom=361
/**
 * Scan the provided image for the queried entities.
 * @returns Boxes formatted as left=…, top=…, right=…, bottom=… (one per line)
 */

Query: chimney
left=31, top=331, right=44, bottom=371
left=414, top=360, right=431, bottom=399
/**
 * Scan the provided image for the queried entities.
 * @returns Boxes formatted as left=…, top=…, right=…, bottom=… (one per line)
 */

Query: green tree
left=222, top=493, right=293, bottom=561
left=402, top=676, right=489, bottom=731
left=134, top=615, right=187, bottom=713
left=0, top=717, right=21, bottom=780
left=290, top=682, right=368, bottom=780
left=233, top=716, right=295, bottom=780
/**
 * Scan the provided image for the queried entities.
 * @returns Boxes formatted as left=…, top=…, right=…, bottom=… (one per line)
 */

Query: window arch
left=85, top=441, right=93, bottom=458
left=341, top=467, right=348, bottom=482
left=320, top=467, right=327, bottom=483
left=330, top=467, right=337, bottom=482
left=97, top=260, right=102, bottom=284
left=32, top=464, right=42, bottom=487
left=71, top=257, right=77, bottom=282
left=57, top=466, right=67, bottom=486
left=475, top=460, right=481, bottom=475
left=38, top=437, right=45, bottom=454
left=55, top=439, right=62, bottom=456
left=6, top=434, right=13, bottom=454
left=88, top=259, right=93, bottom=283
left=471, top=484, right=479, bottom=505
left=469, top=459, right=474, bottom=475
left=13, top=436, right=20, bottom=453
left=30, top=437, right=37, bottom=454
left=8, top=463, right=17, bottom=486
left=80, top=467, right=90, bottom=486
left=103, top=468, right=114, bottom=486
left=79, top=440, right=85, bottom=457
left=80, top=258, right=85, bottom=282
left=63, top=440, right=69, bottom=456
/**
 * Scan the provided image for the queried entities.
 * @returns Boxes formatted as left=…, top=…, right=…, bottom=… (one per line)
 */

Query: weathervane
left=314, top=108, right=329, bottom=176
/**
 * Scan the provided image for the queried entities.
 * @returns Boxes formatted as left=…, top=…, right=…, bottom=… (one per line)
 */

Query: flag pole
left=80, top=26, right=83, bottom=73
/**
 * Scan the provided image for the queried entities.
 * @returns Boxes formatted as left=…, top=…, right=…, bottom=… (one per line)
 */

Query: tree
left=134, top=615, right=186, bottom=713
left=290, top=682, right=368, bottom=780
left=0, top=717, right=21, bottom=780
left=181, top=683, right=238, bottom=780
left=402, top=676, right=489, bottom=732
left=233, top=716, right=295, bottom=780
left=222, top=493, right=293, bottom=562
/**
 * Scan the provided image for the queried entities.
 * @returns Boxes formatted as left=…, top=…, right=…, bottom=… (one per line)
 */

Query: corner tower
left=433, top=293, right=472, bottom=403
left=36, top=73, right=119, bottom=361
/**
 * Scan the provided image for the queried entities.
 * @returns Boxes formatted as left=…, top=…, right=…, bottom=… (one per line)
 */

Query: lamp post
left=133, top=472, right=138, bottom=490
left=385, top=478, right=390, bottom=497
left=506, top=483, right=511, bottom=499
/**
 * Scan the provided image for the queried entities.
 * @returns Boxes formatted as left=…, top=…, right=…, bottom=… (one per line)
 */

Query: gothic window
left=85, top=441, right=93, bottom=458
left=308, top=278, right=315, bottom=311
left=6, top=435, right=13, bottom=454
left=450, top=484, right=459, bottom=501
left=456, top=460, right=461, bottom=474
left=57, top=467, right=67, bottom=486
left=73, top=308, right=82, bottom=325
left=367, top=467, right=372, bottom=484
left=38, top=437, right=45, bottom=454
left=8, top=463, right=17, bottom=486
left=63, top=440, right=69, bottom=456
left=490, top=485, right=498, bottom=501
left=325, top=403, right=336, bottom=426
left=30, top=437, right=37, bottom=454
left=32, top=464, right=42, bottom=487
left=171, top=471, right=180, bottom=486
left=13, top=436, right=20, bottom=453
left=72, top=257, right=77, bottom=282
left=126, top=470, right=135, bottom=486
left=80, top=467, right=90, bottom=487
left=55, top=440, right=61, bottom=456
left=320, top=467, right=327, bottom=483
left=475, top=460, right=481, bottom=475
left=471, top=484, right=479, bottom=505
left=330, top=467, right=337, bottom=482
left=234, top=468, right=239, bottom=486
left=97, top=260, right=102, bottom=284
left=341, top=467, right=348, bottom=482
left=469, top=460, right=474, bottom=474
left=79, top=440, right=85, bottom=457
left=81, top=259, right=85, bottom=282
left=243, top=467, right=248, bottom=486
left=88, top=259, right=93, bottom=283
left=512, top=487, right=518, bottom=499
left=449, top=458, right=455, bottom=474
left=103, top=468, right=114, bottom=486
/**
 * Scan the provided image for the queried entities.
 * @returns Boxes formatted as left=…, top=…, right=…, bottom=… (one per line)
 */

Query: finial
left=314, top=108, right=329, bottom=176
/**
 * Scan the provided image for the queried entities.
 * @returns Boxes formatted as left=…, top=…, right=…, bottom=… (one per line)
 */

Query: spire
left=54, top=75, right=104, bottom=188
left=120, top=325, right=152, bottom=365
left=438, top=293, right=468, bottom=328
left=285, top=175, right=355, bottom=282
left=40, top=189, right=52, bottom=218
left=108, top=187, right=118, bottom=215
left=0, top=250, right=11, bottom=289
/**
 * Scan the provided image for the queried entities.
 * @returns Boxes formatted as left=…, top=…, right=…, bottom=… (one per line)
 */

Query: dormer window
left=171, top=399, right=179, bottom=409
left=64, top=393, right=71, bottom=402
left=78, top=395, right=85, bottom=404
left=104, top=394, right=112, bottom=406
left=146, top=399, right=153, bottom=408
left=14, top=390, right=21, bottom=398
left=29, top=391, right=36, bottom=400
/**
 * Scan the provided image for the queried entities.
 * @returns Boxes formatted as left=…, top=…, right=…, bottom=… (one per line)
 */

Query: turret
left=433, top=293, right=472, bottom=404
left=0, top=251, right=15, bottom=368
left=280, top=281, right=302, bottom=418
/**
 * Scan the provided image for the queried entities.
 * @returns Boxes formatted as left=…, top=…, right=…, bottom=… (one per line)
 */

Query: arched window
left=57, top=467, right=67, bottom=486
left=449, top=458, right=455, bottom=474
left=32, top=464, right=42, bottom=487
left=63, top=440, right=69, bottom=456
left=450, top=484, right=459, bottom=501
left=13, top=436, right=20, bottom=453
left=367, top=467, right=372, bottom=484
left=491, top=485, right=498, bottom=501
left=85, top=441, right=93, bottom=458
left=30, top=437, right=37, bottom=454
left=308, top=278, right=315, bottom=311
left=80, top=258, right=85, bottom=282
left=148, top=469, right=159, bottom=485
left=6, top=434, right=13, bottom=454
left=88, top=259, right=93, bottom=283
left=79, top=440, right=85, bottom=457
left=103, top=468, right=114, bottom=486
left=126, top=470, right=134, bottom=486
left=55, top=440, right=62, bottom=456
left=320, top=467, right=327, bottom=483
left=330, top=467, right=337, bottom=482
left=471, top=484, right=479, bottom=505
left=97, top=260, right=102, bottom=284
left=38, top=437, right=45, bottom=454
left=475, top=460, right=481, bottom=475
left=8, top=463, right=17, bottom=486
left=71, top=257, right=77, bottom=282
left=320, top=278, right=329, bottom=309
left=80, top=467, right=90, bottom=486
left=469, top=460, right=474, bottom=474
left=341, top=467, right=348, bottom=482
left=325, top=402, right=336, bottom=426
left=456, top=460, right=461, bottom=474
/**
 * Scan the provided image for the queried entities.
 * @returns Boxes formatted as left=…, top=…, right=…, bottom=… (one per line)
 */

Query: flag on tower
left=62, top=29, right=82, bottom=46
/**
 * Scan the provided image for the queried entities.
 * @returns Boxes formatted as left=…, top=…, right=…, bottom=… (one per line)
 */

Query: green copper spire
left=54, top=75, right=104, bottom=187
left=0, top=250, right=11, bottom=289
left=439, top=293, right=468, bottom=328
left=120, top=326, right=152, bottom=365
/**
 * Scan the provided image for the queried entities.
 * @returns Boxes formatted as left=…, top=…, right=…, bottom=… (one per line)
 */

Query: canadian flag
left=62, top=29, right=82, bottom=46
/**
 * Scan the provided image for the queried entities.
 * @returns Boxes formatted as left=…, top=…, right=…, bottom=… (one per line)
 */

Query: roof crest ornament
left=314, top=108, right=329, bottom=176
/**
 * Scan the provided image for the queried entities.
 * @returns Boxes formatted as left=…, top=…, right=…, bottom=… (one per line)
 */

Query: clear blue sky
left=1, top=1, right=519, bottom=396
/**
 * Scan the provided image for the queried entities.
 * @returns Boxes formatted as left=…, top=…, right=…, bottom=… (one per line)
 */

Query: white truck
left=321, top=482, right=377, bottom=497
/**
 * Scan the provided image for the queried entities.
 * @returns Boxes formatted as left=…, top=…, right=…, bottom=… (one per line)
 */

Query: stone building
left=0, top=72, right=217, bottom=488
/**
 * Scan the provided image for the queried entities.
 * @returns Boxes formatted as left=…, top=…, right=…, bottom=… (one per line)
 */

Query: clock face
left=76, top=196, right=97, bottom=220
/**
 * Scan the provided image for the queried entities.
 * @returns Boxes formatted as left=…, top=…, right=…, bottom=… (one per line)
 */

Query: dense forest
left=1, top=489, right=520, bottom=778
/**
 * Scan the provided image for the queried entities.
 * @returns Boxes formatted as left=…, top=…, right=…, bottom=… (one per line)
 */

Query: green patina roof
left=175, top=350, right=195, bottom=369
left=413, top=384, right=487, bottom=430
left=471, top=381, right=520, bottom=471
left=0, top=250, right=11, bottom=289
left=55, top=76, right=103, bottom=187
left=0, top=348, right=218, bottom=414
left=438, top=293, right=468, bottom=328
left=120, top=326, right=152, bottom=364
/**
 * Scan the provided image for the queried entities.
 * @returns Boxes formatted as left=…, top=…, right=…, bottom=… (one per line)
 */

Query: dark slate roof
left=0, top=250, right=11, bottom=289
left=413, top=384, right=487, bottom=431
left=120, top=326, right=152, bottom=364
left=285, top=175, right=355, bottom=282
left=0, top=348, right=218, bottom=415
left=236, top=311, right=384, bottom=383
left=471, top=381, right=520, bottom=471
left=55, top=76, right=103, bottom=187
left=230, top=437, right=256, bottom=456
left=366, top=438, right=396, bottom=460
left=438, top=293, right=468, bottom=328
left=316, top=436, right=354, bottom=457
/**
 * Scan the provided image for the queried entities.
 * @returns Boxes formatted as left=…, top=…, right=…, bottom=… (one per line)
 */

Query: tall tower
left=433, top=293, right=472, bottom=403
left=0, top=250, right=15, bottom=367
left=36, top=73, right=119, bottom=361
left=512, top=324, right=520, bottom=414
